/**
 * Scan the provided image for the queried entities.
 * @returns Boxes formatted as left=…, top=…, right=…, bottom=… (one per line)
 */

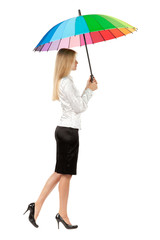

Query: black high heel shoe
left=55, top=213, right=78, bottom=229
left=23, top=202, right=39, bottom=228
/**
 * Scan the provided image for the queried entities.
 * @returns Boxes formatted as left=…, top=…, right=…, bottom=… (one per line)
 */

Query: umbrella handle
left=90, top=74, right=94, bottom=82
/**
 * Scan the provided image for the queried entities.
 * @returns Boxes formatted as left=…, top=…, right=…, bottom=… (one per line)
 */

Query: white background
left=0, top=0, right=160, bottom=239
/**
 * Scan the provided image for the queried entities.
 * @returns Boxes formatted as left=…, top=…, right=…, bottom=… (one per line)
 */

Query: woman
left=24, top=48, right=98, bottom=229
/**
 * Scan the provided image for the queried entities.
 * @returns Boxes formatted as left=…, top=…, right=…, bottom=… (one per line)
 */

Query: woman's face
left=71, top=57, right=78, bottom=71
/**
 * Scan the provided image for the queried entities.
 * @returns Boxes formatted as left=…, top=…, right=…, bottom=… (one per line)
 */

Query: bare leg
left=58, top=174, right=72, bottom=225
left=34, top=172, right=62, bottom=220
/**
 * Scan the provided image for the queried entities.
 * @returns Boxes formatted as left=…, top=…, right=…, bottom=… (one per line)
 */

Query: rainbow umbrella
left=34, top=10, right=137, bottom=81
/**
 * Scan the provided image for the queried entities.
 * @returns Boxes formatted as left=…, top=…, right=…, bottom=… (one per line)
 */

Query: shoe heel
left=23, top=206, right=29, bottom=215
left=57, top=220, right=60, bottom=229
left=56, top=218, right=60, bottom=229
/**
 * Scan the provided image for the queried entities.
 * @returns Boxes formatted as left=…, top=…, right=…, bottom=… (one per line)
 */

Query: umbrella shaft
left=79, top=9, right=93, bottom=82
left=83, top=34, right=93, bottom=81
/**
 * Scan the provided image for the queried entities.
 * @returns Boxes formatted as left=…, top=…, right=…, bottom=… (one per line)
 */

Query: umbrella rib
left=80, top=16, right=94, bottom=45
left=57, top=39, right=61, bottom=50
left=99, top=16, right=137, bottom=35
left=39, top=44, right=45, bottom=52
left=68, top=37, right=71, bottom=48
left=108, top=29, right=117, bottom=39
left=89, top=32, right=94, bottom=44
left=102, top=17, right=124, bottom=31
left=90, top=15, right=123, bottom=41
left=91, top=14, right=125, bottom=37
left=79, top=34, right=81, bottom=47
left=115, top=28, right=126, bottom=36
left=101, top=17, right=126, bottom=37
left=98, top=31, right=106, bottom=42
left=47, top=42, right=53, bottom=51
left=91, top=15, right=110, bottom=41
left=91, top=15, right=106, bottom=31
left=125, top=27, right=134, bottom=34
left=97, top=16, right=128, bottom=37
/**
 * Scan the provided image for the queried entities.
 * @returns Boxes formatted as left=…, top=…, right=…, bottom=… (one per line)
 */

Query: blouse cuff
left=85, top=88, right=93, bottom=96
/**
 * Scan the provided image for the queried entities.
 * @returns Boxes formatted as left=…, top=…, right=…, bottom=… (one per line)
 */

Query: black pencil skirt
left=54, top=126, right=79, bottom=175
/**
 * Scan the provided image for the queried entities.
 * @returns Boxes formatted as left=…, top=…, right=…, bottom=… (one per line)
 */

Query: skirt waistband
left=56, top=126, right=79, bottom=131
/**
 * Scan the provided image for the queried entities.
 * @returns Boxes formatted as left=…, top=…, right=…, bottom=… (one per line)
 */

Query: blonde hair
left=52, top=48, right=77, bottom=101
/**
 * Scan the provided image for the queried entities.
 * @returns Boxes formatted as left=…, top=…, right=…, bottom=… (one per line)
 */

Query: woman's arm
left=63, top=79, right=93, bottom=114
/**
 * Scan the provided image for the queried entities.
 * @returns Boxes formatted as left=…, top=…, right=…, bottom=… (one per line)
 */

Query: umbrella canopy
left=34, top=13, right=137, bottom=52
left=34, top=10, right=137, bottom=80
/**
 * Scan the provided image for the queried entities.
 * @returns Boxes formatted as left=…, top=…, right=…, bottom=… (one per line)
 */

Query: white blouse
left=57, top=75, right=93, bottom=130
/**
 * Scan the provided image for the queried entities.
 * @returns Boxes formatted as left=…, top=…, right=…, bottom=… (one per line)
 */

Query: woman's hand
left=85, top=76, right=98, bottom=91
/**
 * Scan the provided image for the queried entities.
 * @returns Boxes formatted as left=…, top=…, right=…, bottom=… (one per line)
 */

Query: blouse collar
left=68, top=74, right=73, bottom=80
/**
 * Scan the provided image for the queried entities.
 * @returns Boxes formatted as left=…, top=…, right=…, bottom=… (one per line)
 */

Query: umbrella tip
left=78, top=9, right=81, bottom=16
